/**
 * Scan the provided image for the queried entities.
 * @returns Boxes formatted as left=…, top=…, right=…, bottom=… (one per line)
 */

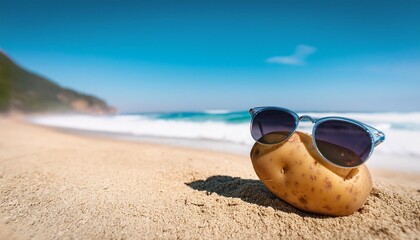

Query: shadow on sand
left=186, top=175, right=327, bottom=218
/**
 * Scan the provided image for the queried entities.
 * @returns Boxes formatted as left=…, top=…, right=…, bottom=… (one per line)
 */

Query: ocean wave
left=203, top=109, right=232, bottom=114
left=30, top=112, right=420, bottom=158
left=31, top=115, right=253, bottom=145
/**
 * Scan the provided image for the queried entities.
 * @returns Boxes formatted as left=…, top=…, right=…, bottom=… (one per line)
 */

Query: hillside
left=0, top=50, right=116, bottom=114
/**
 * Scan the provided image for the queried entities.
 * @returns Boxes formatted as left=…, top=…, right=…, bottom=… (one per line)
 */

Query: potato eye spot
left=252, top=149, right=260, bottom=158
left=322, top=205, right=332, bottom=211
left=299, top=196, right=308, bottom=205
left=324, top=178, right=332, bottom=191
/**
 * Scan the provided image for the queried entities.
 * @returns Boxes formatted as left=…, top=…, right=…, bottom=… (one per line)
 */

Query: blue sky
left=1, top=0, right=419, bottom=112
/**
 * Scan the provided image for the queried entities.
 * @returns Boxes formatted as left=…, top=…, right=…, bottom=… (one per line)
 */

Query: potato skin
left=250, top=132, right=372, bottom=216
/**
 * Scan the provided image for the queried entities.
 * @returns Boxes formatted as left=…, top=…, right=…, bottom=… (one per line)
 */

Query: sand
left=0, top=117, right=419, bottom=239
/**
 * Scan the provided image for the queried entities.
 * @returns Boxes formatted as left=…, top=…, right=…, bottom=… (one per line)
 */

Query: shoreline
left=1, top=117, right=419, bottom=239
left=34, top=124, right=252, bottom=156
left=29, top=119, right=420, bottom=175
left=27, top=120, right=420, bottom=188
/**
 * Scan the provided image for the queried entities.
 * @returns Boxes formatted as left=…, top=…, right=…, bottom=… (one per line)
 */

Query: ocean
left=30, top=110, right=420, bottom=172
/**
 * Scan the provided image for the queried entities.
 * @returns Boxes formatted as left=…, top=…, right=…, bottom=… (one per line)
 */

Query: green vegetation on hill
left=0, top=52, right=12, bottom=111
left=0, top=50, right=115, bottom=114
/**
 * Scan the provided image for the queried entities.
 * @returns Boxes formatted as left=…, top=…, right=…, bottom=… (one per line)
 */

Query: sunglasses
left=249, top=107, right=385, bottom=168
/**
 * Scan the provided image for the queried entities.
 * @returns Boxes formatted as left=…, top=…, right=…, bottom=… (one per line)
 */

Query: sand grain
left=0, top=118, right=419, bottom=239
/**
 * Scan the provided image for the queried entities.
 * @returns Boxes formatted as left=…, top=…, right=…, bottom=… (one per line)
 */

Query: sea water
left=30, top=110, right=420, bottom=172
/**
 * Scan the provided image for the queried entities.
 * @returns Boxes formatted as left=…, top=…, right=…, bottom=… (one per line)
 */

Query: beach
left=0, top=117, right=419, bottom=239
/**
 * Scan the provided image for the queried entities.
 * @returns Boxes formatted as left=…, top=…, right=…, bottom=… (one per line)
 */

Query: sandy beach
left=0, top=117, right=419, bottom=239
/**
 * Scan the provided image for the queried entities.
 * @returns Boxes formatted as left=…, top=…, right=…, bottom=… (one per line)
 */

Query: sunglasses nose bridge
left=299, top=115, right=316, bottom=123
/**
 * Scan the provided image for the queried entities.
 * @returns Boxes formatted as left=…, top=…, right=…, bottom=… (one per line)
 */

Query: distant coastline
left=0, top=50, right=115, bottom=115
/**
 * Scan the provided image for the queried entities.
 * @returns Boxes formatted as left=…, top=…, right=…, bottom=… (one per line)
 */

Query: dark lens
left=251, top=109, right=296, bottom=144
left=314, top=120, right=372, bottom=167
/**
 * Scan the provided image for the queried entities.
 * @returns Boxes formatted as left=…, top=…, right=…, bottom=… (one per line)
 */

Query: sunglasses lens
left=314, top=120, right=372, bottom=167
left=251, top=109, right=296, bottom=144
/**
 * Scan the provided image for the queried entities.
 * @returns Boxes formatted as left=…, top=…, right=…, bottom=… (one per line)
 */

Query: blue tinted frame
left=249, top=106, right=385, bottom=168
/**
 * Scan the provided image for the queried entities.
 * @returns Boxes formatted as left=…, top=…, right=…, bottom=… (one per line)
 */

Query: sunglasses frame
left=249, top=106, right=385, bottom=168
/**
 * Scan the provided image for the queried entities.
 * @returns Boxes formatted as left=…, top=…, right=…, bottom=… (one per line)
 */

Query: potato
left=250, top=131, right=372, bottom=216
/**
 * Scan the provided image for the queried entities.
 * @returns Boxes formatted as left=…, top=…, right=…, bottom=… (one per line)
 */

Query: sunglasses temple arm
left=374, top=132, right=385, bottom=147
left=364, top=124, right=385, bottom=147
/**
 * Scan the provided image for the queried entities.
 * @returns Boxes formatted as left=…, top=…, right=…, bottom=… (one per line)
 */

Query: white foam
left=203, top=109, right=232, bottom=114
left=30, top=113, right=420, bottom=172
left=31, top=115, right=254, bottom=145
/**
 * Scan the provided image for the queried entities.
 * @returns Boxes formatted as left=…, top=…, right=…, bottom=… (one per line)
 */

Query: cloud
left=266, top=44, right=317, bottom=66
